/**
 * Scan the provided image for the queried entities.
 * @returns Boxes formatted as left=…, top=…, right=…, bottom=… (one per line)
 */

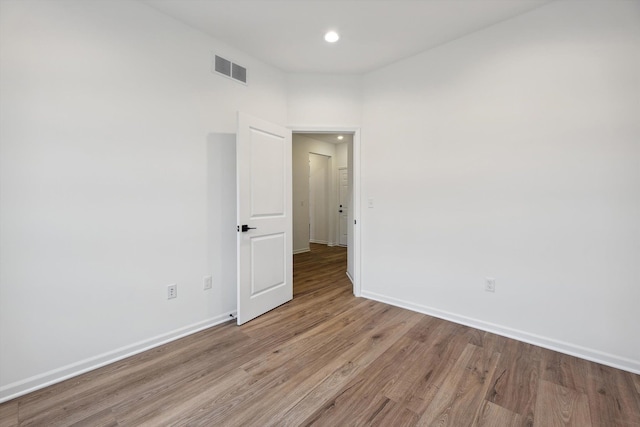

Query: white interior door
left=309, top=153, right=330, bottom=245
left=338, top=167, right=349, bottom=246
left=237, top=112, right=292, bottom=325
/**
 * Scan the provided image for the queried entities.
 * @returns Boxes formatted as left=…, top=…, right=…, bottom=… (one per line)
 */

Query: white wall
left=361, top=0, right=640, bottom=372
left=287, top=74, right=362, bottom=127
left=335, top=142, right=348, bottom=170
left=0, top=0, right=287, bottom=400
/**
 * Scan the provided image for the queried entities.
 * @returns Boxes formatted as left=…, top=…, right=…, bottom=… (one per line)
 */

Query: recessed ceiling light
left=337, top=135, right=344, bottom=140
left=324, top=31, right=340, bottom=43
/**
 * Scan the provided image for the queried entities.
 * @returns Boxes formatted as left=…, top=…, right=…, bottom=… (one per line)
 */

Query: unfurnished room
left=0, top=0, right=639, bottom=425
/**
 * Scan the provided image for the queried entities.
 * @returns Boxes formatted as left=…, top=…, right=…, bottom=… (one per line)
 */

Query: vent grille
left=214, top=55, right=231, bottom=76
left=213, top=54, right=247, bottom=84
left=232, top=63, right=247, bottom=83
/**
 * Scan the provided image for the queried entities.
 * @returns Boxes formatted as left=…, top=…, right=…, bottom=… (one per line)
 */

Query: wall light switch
left=368, top=198, right=374, bottom=208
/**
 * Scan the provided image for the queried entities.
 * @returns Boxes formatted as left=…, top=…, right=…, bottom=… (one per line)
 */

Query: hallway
left=293, top=243, right=349, bottom=297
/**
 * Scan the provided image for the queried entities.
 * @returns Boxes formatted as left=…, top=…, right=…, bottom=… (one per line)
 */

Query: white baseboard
left=309, top=239, right=328, bottom=245
left=346, top=271, right=354, bottom=285
left=0, top=311, right=237, bottom=403
left=361, top=290, right=640, bottom=375
left=292, top=248, right=310, bottom=255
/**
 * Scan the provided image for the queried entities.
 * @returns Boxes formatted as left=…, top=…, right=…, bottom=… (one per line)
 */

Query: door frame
left=337, top=166, right=348, bottom=247
left=290, top=126, right=361, bottom=297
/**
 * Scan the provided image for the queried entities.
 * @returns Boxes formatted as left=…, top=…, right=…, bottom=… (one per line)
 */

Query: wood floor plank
left=296, top=336, right=429, bottom=426
left=1, top=244, right=639, bottom=426
left=486, top=339, right=542, bottom=425
left=404, top=315, right=443, bottom=343
left=542, top=350, right=590, bottom=393
left=240, top=299, right=386, bottom=379
left=583, top=363, right=640, bottom=427
left=130, top=368, right=252, bottom=427
left=0, top=400, right=17, bottom=427
left=246, top=310, right=423, bottom=427
left=633, top=374, right=640, bottom=395
left=613, top=369, right=640, bottom=426
left=272, top=309, right=423, bottom=427
left=389, top=321, right=483, bottom=416
left=240, top=285, right=350, bottom=335
left=543, top=348, right=640, bottom=426
left=416, top=343, right=501, bottom=426
left=67, top=408, right=118, bottom=427
left=533, top=380, right=592, bottom=427
left=581, top=363, right=620, bottom=427
left=472, top=401, right=524, bottom=427
left=384, top=320, right=465, bottom=406
left=478, top=331, right=510, bottom=356
left=367, top=398, right=420, bottom=427
left=296, top=321, right=491, bottom=427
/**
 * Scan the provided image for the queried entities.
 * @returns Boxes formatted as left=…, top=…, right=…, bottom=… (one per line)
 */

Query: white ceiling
left=143, top=0, right=555, bottom=74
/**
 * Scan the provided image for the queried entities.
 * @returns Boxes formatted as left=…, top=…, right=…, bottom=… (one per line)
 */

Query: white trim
left=0, top=312, right=236, bottom=403
left=352, top=129, right=361, bottom=297
left=309, top=239, right=328, bottom=245
left=337, top=166, right=349, bottom=248
left=361, top=290, right=640, bottom=375
left=292, top=248, right=310, bottom=255
left=346, top=271, right=354, bottom=285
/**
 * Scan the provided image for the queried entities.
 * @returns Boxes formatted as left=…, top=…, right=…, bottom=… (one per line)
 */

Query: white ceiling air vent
left=213, top=54, right=247, bottom=85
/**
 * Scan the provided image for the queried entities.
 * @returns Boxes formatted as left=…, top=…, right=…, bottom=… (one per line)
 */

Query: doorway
left=234, top=115, right=361, bottom=326
left=291, top=131, right=359, bottom=294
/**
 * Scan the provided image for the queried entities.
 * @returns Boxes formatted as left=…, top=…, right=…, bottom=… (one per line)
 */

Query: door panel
left=237, top=113, right=292, bottom=325
left=251, top=233, right=286, bottom=295
left=251, top=129, right=285, bottom=216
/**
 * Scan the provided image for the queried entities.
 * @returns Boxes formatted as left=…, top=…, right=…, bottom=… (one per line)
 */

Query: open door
left=237, top=112, right=292, bottom=325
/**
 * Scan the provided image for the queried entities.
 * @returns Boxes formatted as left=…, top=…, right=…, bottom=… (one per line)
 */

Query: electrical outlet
left=167, top=284, right=177, bottom=299
left=485, top=278, right=496, bottom=293
left=203, top=276, right=212, bottom=290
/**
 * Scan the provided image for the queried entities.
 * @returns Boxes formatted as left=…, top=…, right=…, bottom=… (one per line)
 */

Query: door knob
left=241, top=225, right=256, bottom=232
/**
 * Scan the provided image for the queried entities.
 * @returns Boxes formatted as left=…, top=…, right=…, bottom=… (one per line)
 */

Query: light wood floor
left=1, top=244, right=639, bottom=426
